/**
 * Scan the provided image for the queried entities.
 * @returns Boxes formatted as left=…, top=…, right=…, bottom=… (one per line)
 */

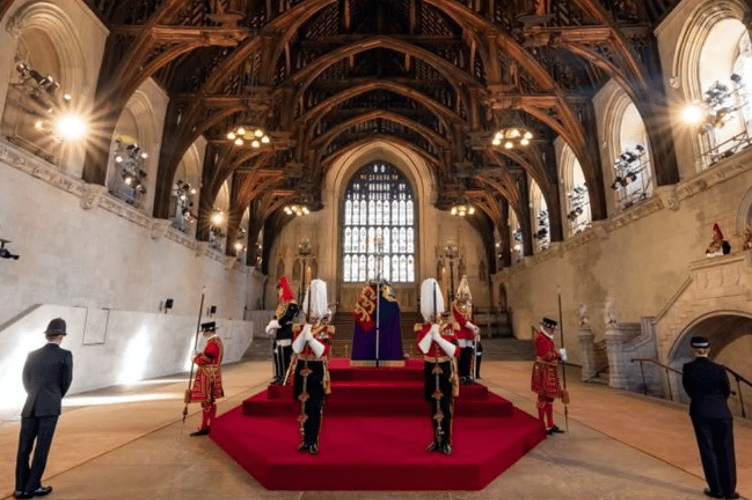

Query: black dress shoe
left=725, top=493, right=740, bottom=499
left=704, top=488, right=724, bottom=499
left=546, top=425, right=565, bottom=435
left=440, top=442, right=452, bottom=455
left=308, top=443, right=319, bottom=455
left=189, top=427, right=210, bottom=437
left=297, top=443, right=309, bottom=452
left=14, top=491, right=33, bottom=499
left=32, top=486, right=53, bottom=497
left=425, top=441, right=439, bottom=452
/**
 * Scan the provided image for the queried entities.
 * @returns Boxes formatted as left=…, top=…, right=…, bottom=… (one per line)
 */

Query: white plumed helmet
left=420, top=278, right=444, bottom=322
left=302, top=279, right=328, bottom=320
left=456, top=275, right=472, bottom=301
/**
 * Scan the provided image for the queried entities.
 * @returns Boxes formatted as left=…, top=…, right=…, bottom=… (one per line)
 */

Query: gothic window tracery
left=560, top=144, right=593, bottom=234
left=342, top=162, right=416, bottom=283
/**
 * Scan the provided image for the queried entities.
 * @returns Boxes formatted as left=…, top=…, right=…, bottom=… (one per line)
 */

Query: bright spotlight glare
left=682, top=104, right=705, bottom=124
left=211, top=212, right=225, bottom=226
left=56, top=114, right=86, bottom=140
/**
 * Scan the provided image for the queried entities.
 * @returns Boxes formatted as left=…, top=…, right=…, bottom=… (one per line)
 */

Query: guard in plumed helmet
left=266, top=276, right=299, bottom=384
left=682, top=336, right=738, bottom=500
left=188, top=321, right=224, bottom=437
left=291, top=279, right=334, bottom=454
left=452, top=275, right=481, bottom=384
left=531, top=317, right=566, bottom=435
left=416, top=278, right=459, bottom=455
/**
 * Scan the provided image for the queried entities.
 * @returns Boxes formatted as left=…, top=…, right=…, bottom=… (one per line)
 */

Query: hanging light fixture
left=491, top=127, right=533, bottom=149
left=284, top=204, right=310, bottom=217
left=226, top=125, right=271, bottom=148
left=450, top=197, right=475, bottom=217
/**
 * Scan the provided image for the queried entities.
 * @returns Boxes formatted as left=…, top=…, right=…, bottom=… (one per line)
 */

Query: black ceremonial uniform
left=682, top=357, right=736, bottom=499
left=273, top=300, right=299, bottom=383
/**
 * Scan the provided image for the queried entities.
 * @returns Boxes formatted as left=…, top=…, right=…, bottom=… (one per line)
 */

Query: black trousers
left=273, top=343, right=293, bottom=382
left=691, top=415, right=736, bottom=497
left=459, top=346, right=473, bottom=379
left=16, top=415, right=59, bottom=493
left=293, top=360, right=326, bottom=446
left=423, top=361, right=454, bottom=444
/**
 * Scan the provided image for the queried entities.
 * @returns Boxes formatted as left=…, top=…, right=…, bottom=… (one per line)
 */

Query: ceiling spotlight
left=682, top=103, right=706, bottom=125
left=55, top=114, right=86, bottom=141
left=211, top=211, right=225, bottom=226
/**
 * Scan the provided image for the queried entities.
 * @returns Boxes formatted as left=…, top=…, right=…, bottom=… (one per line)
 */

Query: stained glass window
left=342, top=162, right=416, bottom=283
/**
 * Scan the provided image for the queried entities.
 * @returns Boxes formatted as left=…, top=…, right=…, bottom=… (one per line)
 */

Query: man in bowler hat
left=14, top=318, right=73, bottom=499
left=682, top=336, right=738, bottom=499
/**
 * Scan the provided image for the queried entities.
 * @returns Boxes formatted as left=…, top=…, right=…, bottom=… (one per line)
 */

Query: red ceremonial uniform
left=191, top=336, right=224, bottom=401
left=530, top=330, right=561, bottom=398
left=292, top=324, right=333, bottom=359
left=415, top=322, right=459, bottom=359
left=452, top=301, right=477, bottom=342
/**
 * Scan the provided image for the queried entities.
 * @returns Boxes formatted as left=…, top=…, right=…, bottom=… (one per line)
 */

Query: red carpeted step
left=267, top=381, right=490, bottom=401
left=210, top=407, right=546, bottom=490
left=242, top=390, right=513, bottom=417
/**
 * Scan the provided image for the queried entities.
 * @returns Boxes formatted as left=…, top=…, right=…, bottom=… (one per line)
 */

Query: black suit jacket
left=682, top=357, right=732, bottom=419
left=21, top=343, right=73, bottom=417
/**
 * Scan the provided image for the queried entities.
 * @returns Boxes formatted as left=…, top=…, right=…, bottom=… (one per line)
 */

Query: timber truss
left=0, top=0, right=684, bottom=271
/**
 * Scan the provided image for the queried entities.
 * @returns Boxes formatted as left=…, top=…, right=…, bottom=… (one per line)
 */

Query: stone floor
left=0, top=360, right=750, bottom=500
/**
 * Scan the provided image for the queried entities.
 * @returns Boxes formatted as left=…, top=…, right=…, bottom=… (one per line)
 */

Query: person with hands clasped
left=291, top=279, right=334, bottom=455
left=266, top=276, right=299, bottom=384
left=531, top=317, right=566, bottom=435
left=416, top=278, right=460, bottom=455
left=452, top=275, right=481, bottom=384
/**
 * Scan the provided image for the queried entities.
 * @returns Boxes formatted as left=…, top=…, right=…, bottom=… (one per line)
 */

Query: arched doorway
left=669, top=313, right=752, bottom=417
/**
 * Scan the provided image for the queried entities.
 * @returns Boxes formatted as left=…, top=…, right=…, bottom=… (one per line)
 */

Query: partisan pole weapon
left=432, top=280, right=444, bottom=447
left=183, top=286, right=206, bottom=424
left=557, top=285, right=570, bottom=433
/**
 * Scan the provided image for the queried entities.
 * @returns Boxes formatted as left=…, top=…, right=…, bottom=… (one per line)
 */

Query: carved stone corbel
left=195, top=241, right=209, bottom=257
left=150, top=219, right=170, bottom=240
left=224, top=255, right=237, bottom=270
left=5, top=13, right=24, bottom=38
left=656, top=185, right=680, bottom=211
left=79, top=184, right=107, bottom=210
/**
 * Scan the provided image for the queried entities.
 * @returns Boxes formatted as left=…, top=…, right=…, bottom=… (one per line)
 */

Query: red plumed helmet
left=277, top=276, right=295, bottom=301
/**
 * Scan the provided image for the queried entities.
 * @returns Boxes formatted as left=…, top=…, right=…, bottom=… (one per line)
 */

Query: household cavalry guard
left=530, top=317, right=566, bottom=435
left=266, top=276, right=299, bottom=384
left=291, top=279, right=334, bottom=455
left=189, top=322, right=224, bottom=437
left=452, top=275, right=481, bottom=384
left=416, top=278, right=459, bottom=455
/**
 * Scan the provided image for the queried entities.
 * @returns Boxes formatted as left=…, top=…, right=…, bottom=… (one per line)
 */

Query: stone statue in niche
left=742, top=227, right=752, bottom=251
left=705, top=223, right=731, bottom=257
left=578, top=303, right=590, bottom=328
left=604, top=295, right=618, bottom=326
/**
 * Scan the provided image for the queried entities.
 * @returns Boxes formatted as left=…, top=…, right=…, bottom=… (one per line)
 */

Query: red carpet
left=211, top=358, right=546, bottom=490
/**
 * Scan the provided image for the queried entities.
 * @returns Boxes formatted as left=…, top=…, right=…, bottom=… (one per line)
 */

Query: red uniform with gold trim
left=531, top=330, right=560, bottom=397
left=452, top=301, right=477, bottom=342
left=291, top=323, right=334, bottom=451
left=191, top=335, right=224, bottom=401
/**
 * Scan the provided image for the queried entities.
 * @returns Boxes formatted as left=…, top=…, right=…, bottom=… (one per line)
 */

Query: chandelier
left=491, top=127, right=533, bottom=149
left=284, top=204, right=310, bottom=217
left=450, top=198, right=475, bottom=217
left=226, top=125, right=270, bottom=148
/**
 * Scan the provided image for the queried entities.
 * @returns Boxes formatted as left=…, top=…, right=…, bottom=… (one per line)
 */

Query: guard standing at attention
left=266, top=276, right=299, bottom=384
left=188, top=322, right=224, bottom=437
left=416, top=278, right=459, bottom=455
left=531, top=317, right=566, bottom=435
left=292, top=279, right=334, bottom=454
left=682, top=336, right=738, bottom=500
left=452, top=275, right=480, bottom=384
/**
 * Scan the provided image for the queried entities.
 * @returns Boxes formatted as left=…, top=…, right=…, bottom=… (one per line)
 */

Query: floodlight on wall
left=111, top=140, right=148, bottom=205
left=162, top=298, right=173, bottom=313
left=0, top=238, right=19, bottom=260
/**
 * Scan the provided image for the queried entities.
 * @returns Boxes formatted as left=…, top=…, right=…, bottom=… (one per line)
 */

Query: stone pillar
left=604, top=324, right=628, bottom=389
left=578, top=326, right=597, bottom=381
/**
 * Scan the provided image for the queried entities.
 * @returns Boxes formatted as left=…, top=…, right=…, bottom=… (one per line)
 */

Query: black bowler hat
left=201, top=321, right=217, bottom=331
left=691, top=336, right=710, bottom=348
left=542, top=317, right=558, bottom=329
left=45, top=318, right=67, bottom=336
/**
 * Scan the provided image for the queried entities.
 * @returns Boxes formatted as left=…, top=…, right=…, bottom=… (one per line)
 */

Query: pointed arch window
left=342, top=162, right=416, bottom=283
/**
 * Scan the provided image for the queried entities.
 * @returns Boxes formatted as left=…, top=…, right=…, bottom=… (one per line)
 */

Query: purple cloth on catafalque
left=351, top=289, right=403, bottom=362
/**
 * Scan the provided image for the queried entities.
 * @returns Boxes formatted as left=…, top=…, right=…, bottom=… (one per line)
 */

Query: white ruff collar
left=540, top=327, right=554, bottom=339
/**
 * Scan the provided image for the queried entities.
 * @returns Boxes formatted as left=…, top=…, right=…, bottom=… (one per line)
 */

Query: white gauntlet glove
left=435, top=335, right=457, bottom=357
left=292, top=324, right=312, bottom=353
left=265, top=319, right=280, bottom=335
left=470, top=323, right=480, bottom=334
left=418, top=324, right=438, bottom=354
left=558, top=348, right=568, bottom=362
left=308, top=335, right=326, bottom=358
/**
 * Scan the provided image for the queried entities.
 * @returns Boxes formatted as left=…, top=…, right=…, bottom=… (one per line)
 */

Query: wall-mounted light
left=162, top=298, right=173, bottom=313
left=0, top=238, right=19, bottom=260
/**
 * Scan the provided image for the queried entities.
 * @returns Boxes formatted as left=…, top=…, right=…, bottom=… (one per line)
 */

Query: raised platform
left=211, top=359, right=546, bottom=490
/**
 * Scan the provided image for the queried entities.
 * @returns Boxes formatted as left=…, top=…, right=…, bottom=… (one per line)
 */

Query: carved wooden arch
left=475, top=173, right=520, bottom=211
left=287, top=35, right=479, bottom=109
left=297, top=80, right=464, bottom=138
left=320, top=135, right=439, bottom=181
left=311, top=109, right=450, bottom=153
left=486, top=148, right=551, bottom=204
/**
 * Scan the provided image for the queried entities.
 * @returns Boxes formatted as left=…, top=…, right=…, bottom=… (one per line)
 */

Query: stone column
left=604, top=324, right=628, bottom=389
left=578, top=326, right=597, bottom=381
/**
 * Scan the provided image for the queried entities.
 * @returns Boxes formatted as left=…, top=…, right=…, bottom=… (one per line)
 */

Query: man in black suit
left=682, top=336, right=738, bottom=500
left=14, top=318, right=73, bottom=499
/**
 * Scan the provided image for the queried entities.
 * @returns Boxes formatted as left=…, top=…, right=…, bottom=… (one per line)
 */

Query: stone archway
left=668, top=313, right=752, bottom=417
